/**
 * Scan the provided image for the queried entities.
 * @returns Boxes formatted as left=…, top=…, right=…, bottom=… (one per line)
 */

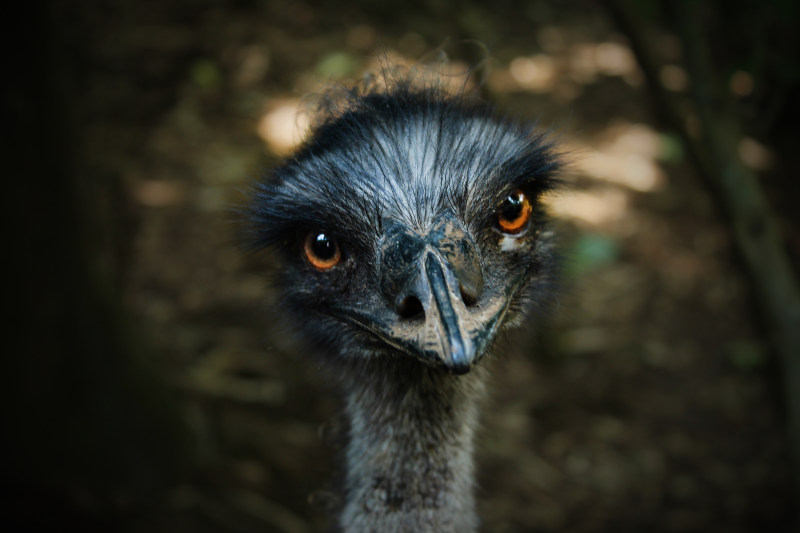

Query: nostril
left=396, top=295, right=424, bottom=320
left=460, top=284, right=478, bottom=307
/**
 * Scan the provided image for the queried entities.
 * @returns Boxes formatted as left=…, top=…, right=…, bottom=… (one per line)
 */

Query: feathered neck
left=337, top=358, right=487, bottom=532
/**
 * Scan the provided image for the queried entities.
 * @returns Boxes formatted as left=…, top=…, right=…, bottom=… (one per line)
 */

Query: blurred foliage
left=656, top=133, right=684, bottom=164
left=191, top=58, right=223, bottom=90
left=568, top=234, right=621, bottom=276
left=315, top=51, right=361, bottom=78
left=6, top=0, right=798, bottom=532
left=726, top=340, right=769, bottom=371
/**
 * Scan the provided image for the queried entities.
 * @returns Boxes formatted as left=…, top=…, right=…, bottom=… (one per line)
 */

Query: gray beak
left=421, top=251, right=477, bottom=373
left=376, top=212, right=491, bottom=374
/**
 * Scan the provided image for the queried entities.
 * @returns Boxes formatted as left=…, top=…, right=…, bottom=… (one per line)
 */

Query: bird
left=248, top=70, right=560, bottom=532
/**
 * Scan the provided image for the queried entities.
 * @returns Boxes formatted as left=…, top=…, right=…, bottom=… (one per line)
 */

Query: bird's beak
left=421, top=251, right=477, bottom=374
left=353, top=213, right=505, bottom=374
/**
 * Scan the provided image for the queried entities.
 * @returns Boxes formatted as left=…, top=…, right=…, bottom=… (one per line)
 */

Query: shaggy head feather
left=249, top=76, right=560, bottom=370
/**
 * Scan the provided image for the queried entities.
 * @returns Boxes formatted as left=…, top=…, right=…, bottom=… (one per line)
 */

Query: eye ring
left=304, top=232, right=342, bottom=270
left=497, top=189, right=532, bottom=234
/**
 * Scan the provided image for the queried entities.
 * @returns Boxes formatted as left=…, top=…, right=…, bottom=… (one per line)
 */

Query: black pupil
left=500, top=193, right=523, bottom=220
left=311, top=233, right=337, bottom=259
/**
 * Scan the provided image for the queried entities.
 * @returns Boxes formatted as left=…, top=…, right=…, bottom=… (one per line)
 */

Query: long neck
left=337, top=358, right=487, bottom=533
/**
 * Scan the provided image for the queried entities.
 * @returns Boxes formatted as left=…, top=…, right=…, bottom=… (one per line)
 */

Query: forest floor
left=85, top=1, right=795, bottom=531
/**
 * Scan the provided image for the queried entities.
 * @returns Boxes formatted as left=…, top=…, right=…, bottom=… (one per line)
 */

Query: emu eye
left=304, top=232, right=342, bottom=270
left=497, top=189, right=532, bottom=234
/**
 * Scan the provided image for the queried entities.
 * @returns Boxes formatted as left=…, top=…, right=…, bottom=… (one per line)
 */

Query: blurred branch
left=605, top=0, right=800, bottom=492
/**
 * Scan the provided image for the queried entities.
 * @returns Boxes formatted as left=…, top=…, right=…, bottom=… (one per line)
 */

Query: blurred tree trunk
left=3, top=2, right=188, bottom=530
left=606, top=0, right=800, bottom=504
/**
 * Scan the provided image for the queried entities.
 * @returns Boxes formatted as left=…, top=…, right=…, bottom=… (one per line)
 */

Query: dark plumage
left=249, top=73, right=560, bottom=532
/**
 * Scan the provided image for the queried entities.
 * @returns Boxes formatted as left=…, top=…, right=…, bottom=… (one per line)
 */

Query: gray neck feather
left=338, top=359, right=487, bottom=533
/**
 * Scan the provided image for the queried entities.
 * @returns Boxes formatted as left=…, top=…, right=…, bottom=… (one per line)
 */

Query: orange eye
left=497, top=189, right=532, bottom=234
left=304, top=232, right=342, bottom=270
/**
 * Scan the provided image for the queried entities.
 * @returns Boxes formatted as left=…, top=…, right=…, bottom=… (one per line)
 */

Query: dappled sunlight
left=738, top=137, right=773, bottom=171
left=594, top=42, right=638, bottom=77
left=257, top=99, right=310, bottom=154
left=546, top=188, right=629, bottom=226
left=550, top=122, right=667, bottom=228
left=659, top=64, right=689, bottom=92
left=570, top=41, right=639, bottom=85
left=577, top=151, right=664, bottom=192
left=490, top=39, right=640, bottom=97
left=256, top=48, right=478, bottom=155
left=573, top=122, right=666, bottom=192
left=509, top=54, right=556, bottom=92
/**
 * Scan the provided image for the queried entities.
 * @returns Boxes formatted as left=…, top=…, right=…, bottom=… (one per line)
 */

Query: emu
left=248, top=74, right=560, bottom=532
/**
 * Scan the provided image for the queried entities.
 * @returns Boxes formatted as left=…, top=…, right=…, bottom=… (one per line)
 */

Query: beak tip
left=448, top=361, right=472, bottom=375
left=445, top=341, right=476, bottom=375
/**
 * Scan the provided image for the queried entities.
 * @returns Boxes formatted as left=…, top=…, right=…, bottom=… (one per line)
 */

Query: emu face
left=251, top=88, right=558, bottom=373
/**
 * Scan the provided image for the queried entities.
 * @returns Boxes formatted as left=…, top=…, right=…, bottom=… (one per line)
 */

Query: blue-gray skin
left=249, top=79, right=560, bottom=532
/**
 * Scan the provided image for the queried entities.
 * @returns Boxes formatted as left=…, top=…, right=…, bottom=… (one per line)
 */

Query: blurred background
left=6, top=0, right=799, bottom=531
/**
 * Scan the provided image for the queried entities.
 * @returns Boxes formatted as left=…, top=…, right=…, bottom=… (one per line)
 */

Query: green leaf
left=315, top=52, right=360, bottom=79
left=569, top=233, right=620, bottom=274
left=190, top=59, right=221, bottom=90
left=657, top=133, right=684, bottom=163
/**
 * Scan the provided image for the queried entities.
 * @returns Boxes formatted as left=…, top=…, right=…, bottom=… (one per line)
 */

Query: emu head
left=250, top=83, right=559, bottom=374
